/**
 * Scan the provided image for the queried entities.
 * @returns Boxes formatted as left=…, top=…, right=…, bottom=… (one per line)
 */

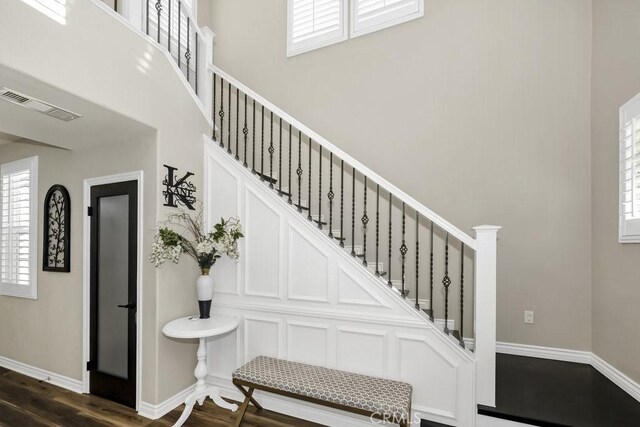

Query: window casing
left=287, top=0, right=348, bottom=57
left=0, top=156, right=38, bottom=299
left=619, top=93, right=640, bottom=243
left=350, top=0, right=423, bottom=38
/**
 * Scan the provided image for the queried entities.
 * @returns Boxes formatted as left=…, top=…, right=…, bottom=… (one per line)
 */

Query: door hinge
left=87, top=206, right=93, bottom=216
left=86, top=360, right=97, bottom=371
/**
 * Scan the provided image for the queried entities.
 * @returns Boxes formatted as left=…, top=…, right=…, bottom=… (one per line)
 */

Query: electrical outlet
left=524, top=311, right=534, bottom=324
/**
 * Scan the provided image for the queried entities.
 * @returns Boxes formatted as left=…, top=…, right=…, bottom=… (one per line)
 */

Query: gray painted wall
left=204, top=0, right=593, bottom=351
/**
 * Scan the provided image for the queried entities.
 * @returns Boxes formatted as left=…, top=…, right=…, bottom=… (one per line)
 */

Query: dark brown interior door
left=89, top=180, right=138, bottom=408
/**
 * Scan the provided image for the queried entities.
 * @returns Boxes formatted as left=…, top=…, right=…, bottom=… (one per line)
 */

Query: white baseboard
left=138, top=384, right=195, bottom=420
left=591, top=353, right=640, bottom=403
left=496, top=342, right=640, bottom=403
left=0, top=355, right=83, bottom=394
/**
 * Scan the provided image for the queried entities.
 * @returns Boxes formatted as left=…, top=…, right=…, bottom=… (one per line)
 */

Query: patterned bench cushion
left=232, top=356, right=412, bottom=422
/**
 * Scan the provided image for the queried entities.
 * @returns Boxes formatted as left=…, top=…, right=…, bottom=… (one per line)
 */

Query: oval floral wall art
left=43, top=184, right=70, bottom=272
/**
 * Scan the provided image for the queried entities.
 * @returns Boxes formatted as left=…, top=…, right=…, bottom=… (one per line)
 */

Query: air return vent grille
left=0, top=88, right=82, bottom=121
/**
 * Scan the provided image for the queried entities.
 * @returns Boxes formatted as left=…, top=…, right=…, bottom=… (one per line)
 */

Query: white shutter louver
left=0, top=156, right=38, bottom=299
left=288, top=0, right=347, bottom=57
left=619, top=94, right=640, bottom=242
left=351, top=0, right=423, bottom=38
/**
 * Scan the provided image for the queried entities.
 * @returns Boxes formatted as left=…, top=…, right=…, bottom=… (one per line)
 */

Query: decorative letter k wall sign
left=163, top=164, right=197, bottom=210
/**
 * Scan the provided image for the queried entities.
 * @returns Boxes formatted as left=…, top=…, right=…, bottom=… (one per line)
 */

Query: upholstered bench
left=232, top=356, right=412, bottom=426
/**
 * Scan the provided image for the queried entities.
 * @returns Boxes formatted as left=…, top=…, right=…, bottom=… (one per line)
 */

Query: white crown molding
left=0, top=355, right=83, bottom=394
left=138, top=384, right=195, bottom=420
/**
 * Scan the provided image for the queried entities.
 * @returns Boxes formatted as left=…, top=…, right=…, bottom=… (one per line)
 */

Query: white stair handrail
left=209, top=65, right=476, bottom=250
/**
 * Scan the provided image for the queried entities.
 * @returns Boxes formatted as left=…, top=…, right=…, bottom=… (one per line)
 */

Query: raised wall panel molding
left=243, top=316, right=283, bottom=362
left=286, top=320, right=330, bottom=366
left=336, top=327, right=388, bottom=376
left=336, top=263, right=391, bottom=308
left=0, top=355, right=83, bottom=394
left=287, top=224, right=330, bottom=303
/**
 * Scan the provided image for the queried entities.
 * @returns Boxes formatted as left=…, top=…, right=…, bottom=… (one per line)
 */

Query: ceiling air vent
left=0, top=87, right=82, bottom=122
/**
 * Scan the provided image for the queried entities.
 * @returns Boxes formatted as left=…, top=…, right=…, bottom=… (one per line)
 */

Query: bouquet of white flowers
left=150, top=209, right=243, bottom=273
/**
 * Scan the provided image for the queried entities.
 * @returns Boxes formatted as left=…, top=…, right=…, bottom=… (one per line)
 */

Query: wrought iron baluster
left=351, top=167, right=356, bottom=256
left=155, top=0, right=162, bottom=43
left=278, top=117, right=283, bottom=193
left=243, top=94, right=248, bottom=167
left=388, top=193, right=393, bottom=287
left=177, top=1, right=181, bottom=68
left=218, top=78, right=225, bottom=148
left=375, top=184, right=380, bottom=275
left=288, top=124, right=293, bottom=204
left=260, top=105, right=265, bottom=179
left=185, top=17, right=191, bottom=82
left=459, top=243, right=465, bottom=347
left=400, top=203, right=407, bottom=298
left=227, top=81, right=231, bottom=154
left=167, top=0, right=171, bottom=52
left=252, top=100, right=256, bottom=173
left=146, top=0, right=150, bottom=35
left=443, top=232, right=451, bottom=334
left=235, top=88, right=239, bottom=160
left=429, top=221, right=434, bottom=320
left=415, top=213, right=420, bottom=309
left=307, top=139, right=312, bottom=220
left=317, top=146, right=323, bottom=229
left=340, top=160, right=344, bottom=247
left=268, top=111, right=274, bottom=188
left=328, top=153, right=334, bottom=238
left=195, top=36, right=198, bottom=94
left=297, top=130, right=302, bottom=211
left=212, top=73, right=217, bottom=139
left=362, top=176, right=369, bottom=266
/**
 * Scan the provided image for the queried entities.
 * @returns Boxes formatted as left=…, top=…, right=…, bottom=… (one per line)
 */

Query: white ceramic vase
left=196, top=269, right=214, bottom=319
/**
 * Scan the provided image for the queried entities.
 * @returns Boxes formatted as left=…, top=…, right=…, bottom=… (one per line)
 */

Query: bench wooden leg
left=235, top=383, right=263, bottom=411
left=233, top=387, right=255, bottom=427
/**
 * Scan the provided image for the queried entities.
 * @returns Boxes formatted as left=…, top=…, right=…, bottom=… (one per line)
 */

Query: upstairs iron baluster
left=400, top=203, right=408, bottom=298
left=297, top=130, right=302, bottom=211
left=351, top=167, right=356, bottom=256
left=388, top=193, right=393, bottom=287
left=218, top=78, right=225, bottom=148
left=195, top=36, right=198, bottom=94
left=227, top=81, right=231, bottom=154
left=146, top=0, right=150, bottom=35
left=288, top=124, right=293, bottom=204
left=415, top=213, right=420, bottom=309
left=307, top=139, right=312, bottom=220
left=268, top=111, right=274, bottom=188
left=212, top=73, right=217, bottom=139
left=278, top=117, right=282, bottom=193
left=177, top=1, right=181, bottom=68
left=429, top=221, right=434, bottom=320
left=317, top=146, right=323, bottom=229
left=185, top=18, right=191, bottom=82
left=252, top=100, right=256, bottom=173
left=243, top=94, right=248, bottom=167
left=443, top=232, right=451, bottom=334
left=155, top=0, right=162, bottom=43
left=328, top=153, right=334, bottom=238
left=362, top=176, right=369, bottom=266
left=260, top=106, right=265, bottom=180
left=235, top=88, right=239, bottom=160
left=167, top=0, right=171, bottom=52
left=375, top=184, right=380, bottom=275
left=340, top=160, right=344, bottom=247
left=459, top=243, right=465, bottom=347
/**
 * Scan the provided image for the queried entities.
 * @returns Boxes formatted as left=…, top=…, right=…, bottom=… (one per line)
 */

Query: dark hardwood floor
left=478, top=354, right=640, bottom=427
left=0, top=367, right=323, bottom=427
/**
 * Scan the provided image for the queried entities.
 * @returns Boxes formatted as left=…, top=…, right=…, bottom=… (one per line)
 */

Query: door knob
left=117, top=303, right=136, bottom=310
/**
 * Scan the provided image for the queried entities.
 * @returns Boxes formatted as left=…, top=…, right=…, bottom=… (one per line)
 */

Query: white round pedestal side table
left=162, top=315, right=239, bottom=427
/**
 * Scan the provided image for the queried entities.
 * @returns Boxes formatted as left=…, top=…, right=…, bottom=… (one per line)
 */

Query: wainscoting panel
left=203, top=138, right=475, bottom=426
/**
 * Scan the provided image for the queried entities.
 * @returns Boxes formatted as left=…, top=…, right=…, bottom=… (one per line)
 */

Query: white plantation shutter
left=350, top=0, right=423, bottom=38
left=288, top=0, right=347, bottom=56
left=0, top=156, right=38, bottom=298
left=620, top=94, right=640, bottom=242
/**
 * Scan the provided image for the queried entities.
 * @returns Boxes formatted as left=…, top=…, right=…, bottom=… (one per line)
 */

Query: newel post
left=200, top=27, right=216, bottom=121
left=473, top=225, right=500, bottom=407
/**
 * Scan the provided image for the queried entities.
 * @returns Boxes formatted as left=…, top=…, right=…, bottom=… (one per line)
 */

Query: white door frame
left=82, top=171, right=144, bottom=411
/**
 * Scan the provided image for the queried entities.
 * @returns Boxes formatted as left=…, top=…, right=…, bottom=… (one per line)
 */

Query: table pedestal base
left=173, top=337, right=238, bottom=427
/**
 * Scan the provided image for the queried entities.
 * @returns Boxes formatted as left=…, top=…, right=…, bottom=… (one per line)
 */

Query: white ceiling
left=0, top=63, right=156, bottom=150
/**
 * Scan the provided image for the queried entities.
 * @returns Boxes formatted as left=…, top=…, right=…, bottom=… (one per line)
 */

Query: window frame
left=287, top=0, right=349, bottom=57
left=619, top=93, right=640, bottom=243
left=350, top=0, right=424, bottom=39
left=0, top=156, right=39, bottom=299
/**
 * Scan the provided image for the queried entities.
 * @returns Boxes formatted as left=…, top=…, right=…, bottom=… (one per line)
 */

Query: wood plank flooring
left=0, top=368, right=323, bottom=427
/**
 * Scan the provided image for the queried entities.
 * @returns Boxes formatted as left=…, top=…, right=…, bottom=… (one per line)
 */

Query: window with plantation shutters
left=350, top=0, right=423, bottom=38
left=619, top=93, right=640, bottom=243
left=287, top=0, right=348, bottom=57
left=0, top=156, right=38, bottom=299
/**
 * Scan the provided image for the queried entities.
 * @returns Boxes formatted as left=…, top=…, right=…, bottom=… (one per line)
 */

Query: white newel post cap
left=473, top=225, right=502, bottom=233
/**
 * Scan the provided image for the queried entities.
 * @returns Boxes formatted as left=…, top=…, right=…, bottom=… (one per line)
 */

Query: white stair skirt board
left=0, top=355, right=83, bottom=394
left=476, top=414, right=535, bottom=427
left=496, top=342, right=640, bottom=403
left=138, top=384, right=195, bottom=420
